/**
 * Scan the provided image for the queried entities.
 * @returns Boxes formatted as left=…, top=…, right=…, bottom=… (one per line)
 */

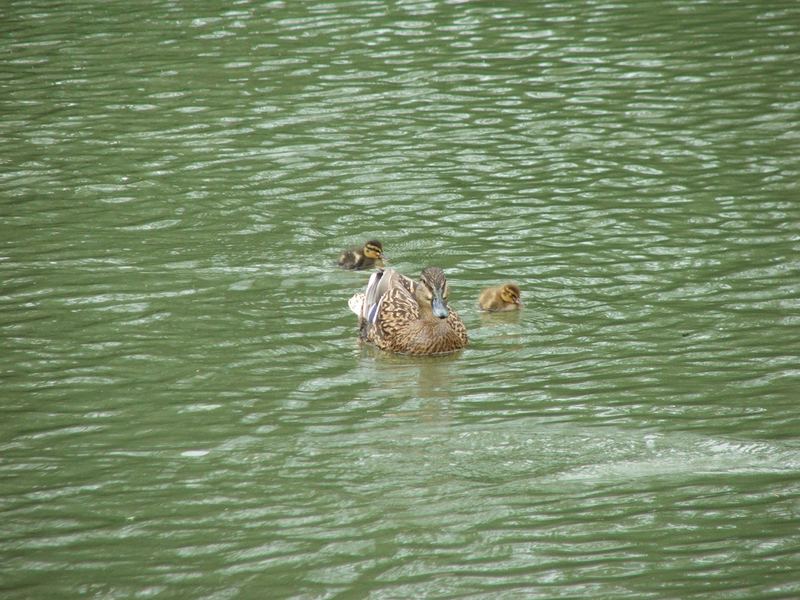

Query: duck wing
left=360, top=269, right=414, bottom=321
left=373, top=285, right=419, bottom=340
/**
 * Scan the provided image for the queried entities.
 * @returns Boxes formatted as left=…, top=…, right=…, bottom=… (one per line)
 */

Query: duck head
left=500, top=283, right=523, bottom=307
left=363, top=240, right=386, bottom=262
left=418, top=267, right=450, bottom=319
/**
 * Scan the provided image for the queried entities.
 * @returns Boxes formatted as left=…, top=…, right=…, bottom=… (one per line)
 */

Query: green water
left=2, top=0, right=800, bottom=598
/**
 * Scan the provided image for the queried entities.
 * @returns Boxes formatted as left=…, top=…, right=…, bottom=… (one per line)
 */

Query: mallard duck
left=478, top=283, right=523, bottom=311
left=337, top=240, right=385, bottom=270
left=348, top=267, right=468, bottom=355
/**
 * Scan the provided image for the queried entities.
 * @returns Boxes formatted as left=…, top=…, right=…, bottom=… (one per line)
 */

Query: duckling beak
left=432, top=295, right=449, bottom=319
left=515, top=297, right=524, bottom=306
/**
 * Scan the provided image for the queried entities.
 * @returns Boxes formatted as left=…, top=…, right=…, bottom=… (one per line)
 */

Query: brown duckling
left=478, top=283, right=523, bottom=312
left=348, top=267, right=468, bottom=355
left=337, top=239, right=385, bottom=270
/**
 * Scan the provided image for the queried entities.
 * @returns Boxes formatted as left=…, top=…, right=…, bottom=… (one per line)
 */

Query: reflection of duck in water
left=337, top=240, right=385, bottom=270
left=348, top=267, right=468, bottom=355
left=478, top=283, right=523, bottom=312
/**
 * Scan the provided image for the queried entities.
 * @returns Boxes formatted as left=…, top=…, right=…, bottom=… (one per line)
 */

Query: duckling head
left=418, top=267, right=450, bottom=319
left=363, top=240, right=385, bottom=261
left=500, top=283, right=523, bottom=307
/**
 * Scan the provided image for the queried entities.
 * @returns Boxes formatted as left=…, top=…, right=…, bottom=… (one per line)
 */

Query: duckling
left=337, top=240, right=385, bottom=270
left=348, top=267, right=468, bottom=355
left=478, top=283, right=523, bottom=311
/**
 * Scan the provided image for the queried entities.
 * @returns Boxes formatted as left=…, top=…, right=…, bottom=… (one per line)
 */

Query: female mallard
left=348, top=267, right=468, bottom=355
left=478, top=283, right=523, bottom=311
left=337, top=240, right=385, bottom=270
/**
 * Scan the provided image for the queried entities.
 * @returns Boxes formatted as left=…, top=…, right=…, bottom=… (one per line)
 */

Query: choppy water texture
left=2, top=0, right=800, bottom=598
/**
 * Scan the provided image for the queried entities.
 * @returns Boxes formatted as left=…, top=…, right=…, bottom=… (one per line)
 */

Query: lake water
left=2, top=0, right=800, bottom=598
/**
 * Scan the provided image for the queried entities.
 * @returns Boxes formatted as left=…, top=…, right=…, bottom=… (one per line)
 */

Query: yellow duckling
left=338, top=240, right=385, bottom=271
left=348, top=267, right=468, bottom=355
left=478, top=283, right=523, bottom=312
left=337, top=239, right=385, bottom=270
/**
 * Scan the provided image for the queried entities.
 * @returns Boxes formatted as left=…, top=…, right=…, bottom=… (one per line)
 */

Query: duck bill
left=432, top=295, right=449, bottom=319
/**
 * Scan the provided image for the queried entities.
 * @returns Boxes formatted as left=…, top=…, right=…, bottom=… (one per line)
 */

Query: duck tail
left=347, top=292, right=365, bottom=316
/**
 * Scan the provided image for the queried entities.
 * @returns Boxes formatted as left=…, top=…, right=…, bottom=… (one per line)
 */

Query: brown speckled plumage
left=350, top=267, right=468, bottom=355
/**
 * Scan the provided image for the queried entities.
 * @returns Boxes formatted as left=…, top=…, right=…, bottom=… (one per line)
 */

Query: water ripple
left=3, top=0, right=800, bottom=598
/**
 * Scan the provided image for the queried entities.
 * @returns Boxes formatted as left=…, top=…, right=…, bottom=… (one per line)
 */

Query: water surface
left=2, top=0, right=800, bottom=598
